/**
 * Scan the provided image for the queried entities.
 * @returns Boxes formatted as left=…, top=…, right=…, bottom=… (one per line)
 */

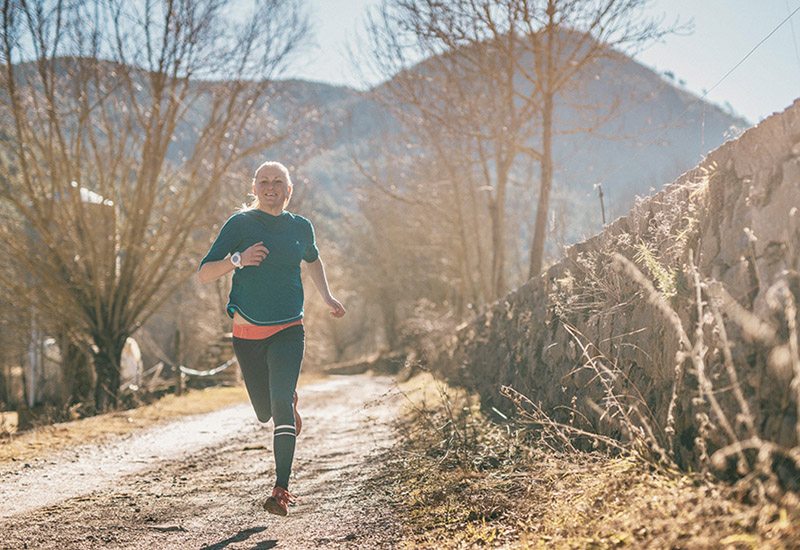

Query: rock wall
left=430, top=100, right=800, bottom=467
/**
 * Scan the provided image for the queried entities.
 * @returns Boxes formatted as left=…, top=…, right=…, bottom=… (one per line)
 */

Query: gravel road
left=0, top=374, right=405, bottom=549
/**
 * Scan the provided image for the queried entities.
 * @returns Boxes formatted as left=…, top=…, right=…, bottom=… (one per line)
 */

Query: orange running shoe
left=293, top=391, right=302, bottom=437
left=264, top=485, right=295, bottom=516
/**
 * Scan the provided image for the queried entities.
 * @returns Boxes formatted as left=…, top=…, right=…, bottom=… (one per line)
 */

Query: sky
left=277, top=0, right=800, bottom=124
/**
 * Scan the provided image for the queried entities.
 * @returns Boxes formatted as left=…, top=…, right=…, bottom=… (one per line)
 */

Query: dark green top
left=200, top=209, right=319, bottom=325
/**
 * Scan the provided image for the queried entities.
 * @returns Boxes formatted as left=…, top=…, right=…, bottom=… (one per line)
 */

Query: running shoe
left=264, top=485, right=295, bottom=516
left=294, top=391, right=302, bottom=436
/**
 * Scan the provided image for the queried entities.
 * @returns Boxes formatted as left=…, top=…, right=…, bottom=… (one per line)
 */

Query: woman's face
left=253, top=165, right=291, bottom=211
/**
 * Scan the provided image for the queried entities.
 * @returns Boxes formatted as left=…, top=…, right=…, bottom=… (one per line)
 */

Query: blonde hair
left=243, top=161, right=294, bottom=211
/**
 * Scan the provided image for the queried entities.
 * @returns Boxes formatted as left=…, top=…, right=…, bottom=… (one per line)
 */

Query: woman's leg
left=232, top=337, right=272, bottom=423
left=265, top=325, right=305, bottom=490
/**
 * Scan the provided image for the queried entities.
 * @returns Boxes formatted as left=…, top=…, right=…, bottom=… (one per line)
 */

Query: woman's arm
left=305, top=256, right=346, bottom=317
left=197, top=257, right=236, bottom=284
left=197, top=242, right=270, bottom=284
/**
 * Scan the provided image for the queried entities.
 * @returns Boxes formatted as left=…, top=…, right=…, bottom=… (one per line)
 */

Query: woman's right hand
left=241, top=241, right=269, bottom=267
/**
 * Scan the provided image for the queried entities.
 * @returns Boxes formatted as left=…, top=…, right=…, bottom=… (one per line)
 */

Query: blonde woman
left=198, top=161, right=345, bottom=516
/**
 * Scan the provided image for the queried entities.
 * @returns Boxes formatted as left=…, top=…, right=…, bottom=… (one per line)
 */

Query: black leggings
left=233, top=324, right=304, bottom=490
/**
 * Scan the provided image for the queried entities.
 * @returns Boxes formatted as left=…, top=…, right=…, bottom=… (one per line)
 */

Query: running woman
left=198, top=161, right=346, bottom=516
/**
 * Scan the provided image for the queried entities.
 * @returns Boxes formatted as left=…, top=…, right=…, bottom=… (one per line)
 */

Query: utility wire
left=701, top=3, right=800, bottom=102
left=593, top=3, right=800, bottom=215
left=657, top=3, right=800, bottom=141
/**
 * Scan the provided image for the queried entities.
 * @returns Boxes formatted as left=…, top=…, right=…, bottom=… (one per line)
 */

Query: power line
left=701, top=3, right=800, bottom=102
left=592, top=4, right=800, bottom=211
left=662, top=3, right=800, bottom=136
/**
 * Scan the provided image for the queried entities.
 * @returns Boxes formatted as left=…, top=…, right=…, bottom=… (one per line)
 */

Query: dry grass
left=387, top=372, right=800, bottom=549
left=380, top=165, right=800, bottom=546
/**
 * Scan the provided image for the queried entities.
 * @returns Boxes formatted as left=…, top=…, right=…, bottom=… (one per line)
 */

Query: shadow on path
left=199, top=526, right=274, bottom=550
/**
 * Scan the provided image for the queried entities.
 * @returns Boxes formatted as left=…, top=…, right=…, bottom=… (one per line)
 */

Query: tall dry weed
left=610, top=251, right=798, bottom=494
left=505, top=240, right=800, bottom=499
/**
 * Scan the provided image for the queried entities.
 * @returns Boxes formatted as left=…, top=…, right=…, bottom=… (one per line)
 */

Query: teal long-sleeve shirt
left=200, top=209, right=320, bottom=325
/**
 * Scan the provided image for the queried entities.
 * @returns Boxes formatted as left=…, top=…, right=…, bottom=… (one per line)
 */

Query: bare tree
left=364, top=0, right=680, bottom=297
left=364, top=0, right=537, bottom=300
left=516, top=0, right=679, bottom=277
left=0, top=0, right=310, bottom=410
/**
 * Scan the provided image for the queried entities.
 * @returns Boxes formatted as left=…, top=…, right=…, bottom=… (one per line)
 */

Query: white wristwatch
left=230, top=251, right=243, bottom=269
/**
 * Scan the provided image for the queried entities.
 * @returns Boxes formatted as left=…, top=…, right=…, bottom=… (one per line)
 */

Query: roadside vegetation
left=386, top=372, right=800, bottom=548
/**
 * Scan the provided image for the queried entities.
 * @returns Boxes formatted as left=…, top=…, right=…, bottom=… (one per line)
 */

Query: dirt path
left=0, top=375, right=405, bottom=549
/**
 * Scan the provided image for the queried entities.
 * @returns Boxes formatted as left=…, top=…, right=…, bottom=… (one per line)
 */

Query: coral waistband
left=232, top=319, right=303, bottom=340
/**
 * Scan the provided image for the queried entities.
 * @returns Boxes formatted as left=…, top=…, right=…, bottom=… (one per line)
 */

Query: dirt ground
left=0, top=374, right=405, bottom=549
left=4, top=371, right=799, bottom=549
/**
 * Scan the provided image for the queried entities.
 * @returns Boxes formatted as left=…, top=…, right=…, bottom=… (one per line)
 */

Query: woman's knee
left=271, top=396, right=295, bottom=424
left=255, top=411, right=273, bottom=424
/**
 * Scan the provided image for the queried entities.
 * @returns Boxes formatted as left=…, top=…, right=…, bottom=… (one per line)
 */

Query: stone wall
left=429, top=100, right=800, bottom=467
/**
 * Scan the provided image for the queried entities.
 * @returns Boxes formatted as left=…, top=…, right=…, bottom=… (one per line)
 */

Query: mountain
left=6, top=52, right=749, bottom=247
left=256, top=51, right=748, bottom=247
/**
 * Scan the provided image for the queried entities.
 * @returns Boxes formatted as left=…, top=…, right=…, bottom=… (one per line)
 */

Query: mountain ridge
left=4, top=52, right=750, bottom=248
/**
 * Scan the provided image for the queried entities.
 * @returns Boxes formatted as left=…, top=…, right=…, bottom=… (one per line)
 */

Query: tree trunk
left=174, top=328, right=184, bottom=396
left=492, top=196, right=507, bottom=298
left=62, top=335, right=93, bottom=406
left=466, top=169, right=491, bottom=304
left=0, top=364, right=7, bottom=408
left=379, top=291, right=399, bottom=350
left=528, top=89, right=553, bottom=278
left=490, top=162, right=508, bottom=299
left=448, top=166, right=478, bottom=315
left=529, top=3, right=556, bottom=279
left=92, top=335, right=125, bottom=412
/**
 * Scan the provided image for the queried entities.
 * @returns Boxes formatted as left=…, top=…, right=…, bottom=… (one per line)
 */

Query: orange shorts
left=232, top=319, right=303, bottom=340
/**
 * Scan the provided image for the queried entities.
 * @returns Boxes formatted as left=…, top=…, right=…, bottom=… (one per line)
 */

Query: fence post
left=596, top=182, right=607, bottom=226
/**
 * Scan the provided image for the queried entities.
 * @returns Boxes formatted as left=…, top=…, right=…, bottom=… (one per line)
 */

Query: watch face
left=231, top=252, right=241, bottom=267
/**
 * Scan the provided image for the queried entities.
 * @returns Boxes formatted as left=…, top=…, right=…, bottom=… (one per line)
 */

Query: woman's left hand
left=325, top=296, right=346, bottom=318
